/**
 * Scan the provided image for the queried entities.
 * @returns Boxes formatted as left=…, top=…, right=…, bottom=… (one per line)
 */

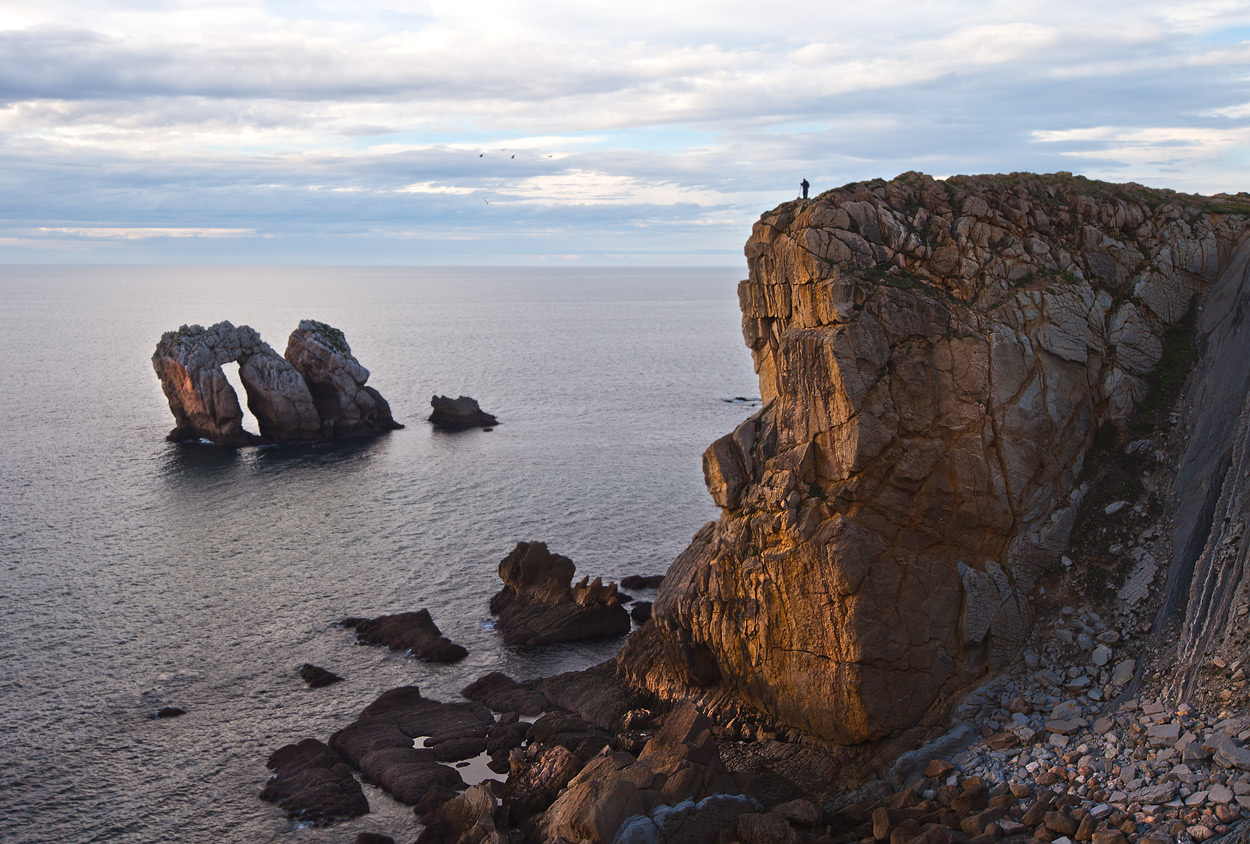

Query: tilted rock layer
left=620, top=172, right=1250, bottom=745
left=152, top=319, right=401, bottom=445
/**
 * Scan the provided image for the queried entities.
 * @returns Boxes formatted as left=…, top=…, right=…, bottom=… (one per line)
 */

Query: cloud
left=1, top=1, right=1249, bottom=262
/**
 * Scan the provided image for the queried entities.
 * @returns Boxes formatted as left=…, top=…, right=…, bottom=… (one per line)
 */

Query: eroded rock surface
left=152, top=319, right=400, bottom=445
left=490, top=542, right=631, bottom=645
left=260, top=738, right=369, bottom=825
left=618, top=172, right=1250, bottom=746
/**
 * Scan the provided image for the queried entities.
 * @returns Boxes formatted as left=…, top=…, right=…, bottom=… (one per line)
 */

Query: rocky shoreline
left=259, top=172, right=1250, bottom=843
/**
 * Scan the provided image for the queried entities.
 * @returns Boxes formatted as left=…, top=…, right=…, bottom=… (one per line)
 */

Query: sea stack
left=152, top=319, right=402, bottom=445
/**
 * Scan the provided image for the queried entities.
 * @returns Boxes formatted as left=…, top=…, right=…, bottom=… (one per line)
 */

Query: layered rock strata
left=152, top=319, right=400, bottom=445
left=619, top=172, right=1250, bottom=746
left=490, top=542, right=631, bottom=645
left=1159, top=232, right=1250, bottom=697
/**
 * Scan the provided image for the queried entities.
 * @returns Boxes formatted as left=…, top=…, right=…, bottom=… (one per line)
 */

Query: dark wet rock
left=631, top=601, right=653, bottom=623
left=489, top=542, right=630, bottom=646
left=429, top=395, right=498, bottom=430
left=536, top=660, right=645, bottom=730
left=621, top=574, right=666, bottom=590
left=329, top=687, right=492, bottom=806
left=260, top=738, right=369, bottom=825
left=413, top=784, right=460, bottom=822
left=153, top=707, right=185, bottom=719
left=428, top=736, right=488, bottom=763
left=461, top=671, right=550, bottom=716
left=341, top=610, right=468, bottom=663
left=299, top=663, right=343, bottom=688
left=354, top=834, right=395, bottom=844
left=415, top=783, right=507, bottom=844
left=615, top=794, right=764, bottom=844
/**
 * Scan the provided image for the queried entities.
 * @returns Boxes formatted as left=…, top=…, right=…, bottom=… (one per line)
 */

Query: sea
left=0, top=266, right=760, bottom=844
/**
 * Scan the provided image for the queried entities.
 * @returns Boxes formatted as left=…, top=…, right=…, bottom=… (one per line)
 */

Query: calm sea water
left=0, top=266, right=758, bottom=844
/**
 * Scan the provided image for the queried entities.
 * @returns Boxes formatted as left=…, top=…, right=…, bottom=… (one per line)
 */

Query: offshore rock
left=341, top=610, right=469, bottom=663
left=152, top=319, right=400, bottom=445
left=430, top=395, right=498, bottom=430
left=489, top=542, right=630, bottom=645
left=260, top=738, right=369, bottom=825
left=285, top=320, right=402, bottom=440
left=619, top=172, right=1250, bottom=745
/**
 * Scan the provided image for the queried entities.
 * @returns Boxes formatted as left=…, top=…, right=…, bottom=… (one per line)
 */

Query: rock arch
left=152, top=320, right=401, bottom=445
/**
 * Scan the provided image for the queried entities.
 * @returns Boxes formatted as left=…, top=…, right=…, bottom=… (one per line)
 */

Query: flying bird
left=483, top=199, right=490, bottom=204
left=479, top=153, right=483, bottom=157
left=511, top=155, right=515, bottom=159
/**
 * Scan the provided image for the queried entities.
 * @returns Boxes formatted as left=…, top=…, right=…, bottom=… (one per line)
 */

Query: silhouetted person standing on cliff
left=800, top=178, right=810, bottom=199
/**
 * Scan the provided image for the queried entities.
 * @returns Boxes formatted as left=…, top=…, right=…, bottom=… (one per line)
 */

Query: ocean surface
left=0, top=266, right=759, bottom=844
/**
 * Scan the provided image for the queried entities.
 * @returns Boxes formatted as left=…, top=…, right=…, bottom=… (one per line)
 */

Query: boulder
left=489, top=542, right=630, bottom=646
left=429, top=395, right=498, bottom=430
left=341, top=610, right=468, bottom=662
left=299, top=664, right=343, bottom=688
left=621, top=574, right=666, bottom=590
left=260, top=738, right=369, bottom=825
left=415, top=783, right=507, bottom=844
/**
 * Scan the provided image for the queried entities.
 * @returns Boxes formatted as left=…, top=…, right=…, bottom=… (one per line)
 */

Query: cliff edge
left=619, top=172, right=1250, bottom=746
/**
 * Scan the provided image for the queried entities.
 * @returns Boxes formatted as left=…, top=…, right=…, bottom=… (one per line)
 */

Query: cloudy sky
left=2, top=1, right=1249, bottom=265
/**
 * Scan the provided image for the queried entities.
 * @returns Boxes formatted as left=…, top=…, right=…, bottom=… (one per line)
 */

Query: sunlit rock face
left=620, top=172, right=1250, bottom=745
left=152, top=319, right=400, bottom=445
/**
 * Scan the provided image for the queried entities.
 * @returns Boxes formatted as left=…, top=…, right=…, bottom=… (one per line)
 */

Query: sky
left=2, top=1, right=1250, bottom=265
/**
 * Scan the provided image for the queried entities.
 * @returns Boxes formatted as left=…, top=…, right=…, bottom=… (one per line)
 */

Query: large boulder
left=618, top=173, right=1250, bottom=745
left=430, top=395, right=498, bottom=430
left=489, top=542, right=630, bottom=645
left=152, top=319, right=400, bottom=445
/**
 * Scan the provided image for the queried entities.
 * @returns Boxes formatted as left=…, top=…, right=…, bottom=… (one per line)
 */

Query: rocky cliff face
left=619, top=172, right=1250, bottom=746
left=152, top=319, right=401, bottom=445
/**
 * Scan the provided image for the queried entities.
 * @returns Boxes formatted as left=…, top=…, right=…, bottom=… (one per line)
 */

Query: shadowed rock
left=430, top=395, right=499, bottom=430
left=329, top=687, right=493, bottom=806
left=260, top=738, right=369, bottom=825
left=341, top=610, right=468, bottom=663
left=489, top=542, right=630, bottom=646
left=152, top=319, right=400, bottom=445
left=299, top=663, right=344, bottom=688
left=461, top=671, right=550, bottom=716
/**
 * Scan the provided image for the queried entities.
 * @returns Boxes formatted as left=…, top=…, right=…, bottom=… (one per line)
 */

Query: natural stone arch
left=153, top=321, right=322, bottom=445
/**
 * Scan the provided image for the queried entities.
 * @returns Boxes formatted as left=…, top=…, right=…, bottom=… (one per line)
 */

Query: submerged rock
left=341, top=610, right=468, bottom=663
left=260, top=738, right=369, bottom=825
left=152, top=319, right=401, bottom=445
left=299, top=663, right=343, bottom=688
left=429, top=395, right=499, bottom=430
left=489, top=542, right=630, bottom=646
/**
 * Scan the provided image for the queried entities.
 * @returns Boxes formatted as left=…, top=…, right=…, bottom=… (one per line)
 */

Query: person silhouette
left=800, top=178, right=810, bottom=199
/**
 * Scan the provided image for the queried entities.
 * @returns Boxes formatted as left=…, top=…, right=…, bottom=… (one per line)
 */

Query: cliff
left=619, top=172, right=1250, bottom=746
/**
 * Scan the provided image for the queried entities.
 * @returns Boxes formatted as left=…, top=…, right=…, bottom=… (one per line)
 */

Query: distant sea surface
left=0, top=266, right=758, bottom=844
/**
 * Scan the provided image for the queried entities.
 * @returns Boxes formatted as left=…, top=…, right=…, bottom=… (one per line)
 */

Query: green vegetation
left=310, top=321, right=351, bottom=355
